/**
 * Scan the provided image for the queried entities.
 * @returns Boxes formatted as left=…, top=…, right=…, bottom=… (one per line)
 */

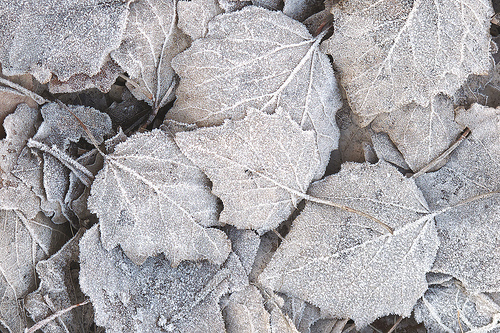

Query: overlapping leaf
left=111, top=0, right=190, bottom=110
left=258, top=161, right=439, bottom=327
left=88, top=129, right=230, bottom=266
left=175, top=109, right=321, bottom=233
left=167, top=6, right=341, bottom=177
left=325, top=0, right=493, bottom=125
left=415, top=104, right=500, bottom=292
left=178, top=0, right=223, bottom=40
left=0, top=0, right=130, bottom=83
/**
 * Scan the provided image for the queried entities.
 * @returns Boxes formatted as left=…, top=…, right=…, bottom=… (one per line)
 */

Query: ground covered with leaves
left=0, top=0, right=499, bottom=332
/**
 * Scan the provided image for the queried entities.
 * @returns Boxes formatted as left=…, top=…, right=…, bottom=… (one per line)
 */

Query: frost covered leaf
left=0, top=87, right=38, bottom=139
left=48, top=58, right=123, bottom=94
left=178, top=0, right=222, bottom=40
left=227, top=228, right=261, bottom=276
left=414, top=279, right=500, bottom=332
left=415, top=104, right=500, bottom=292
left=283, top=0, right=324, bottom=22
left=79, top=225, right=227, bottom=333
left=88, top=129, right=230, bottom=266
left=280, top=294, right=321, bottom=333
left=111, top=0, right=189, bottom=110
left=371, top=132, right=410, bottom=170
left=324, top=0, right=493, bottom=125
left=175, top=109, right=321, bottom=233
left=0, top=210, right=67, bottom=333
left=167, top=6, right=341, bottom=177
left=0, top=0, right=130, bottom=83
left=371, top=95, right=462, bottom=172
left=258, top=161, right=439, bottom=327
left=25, top=229, right=93, bottom=333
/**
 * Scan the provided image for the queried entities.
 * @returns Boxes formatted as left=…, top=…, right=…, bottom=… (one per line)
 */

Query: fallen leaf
left=175, top=109, right=321, bottom=233
left=415, top=104, right=500, bottom=292
left=25, top=229, right=93, bottom=333
left=0, top=0, right=130, bottom=83
left=79, top=225, right=228, bottom=333
left=111, top=0, right=190, bottom=110
left=178, top=0, right=223, bottom=40
left=283, top=0, right=324, bottom=22
left=371, top=95, right=462, bottom=172
left=324, top=0, right=493, bottom=125
left=258, top=161, right=439, bottom=327
left=88, top=129, right=230, bottom=266
left=167, top=6, right=341, bottom=177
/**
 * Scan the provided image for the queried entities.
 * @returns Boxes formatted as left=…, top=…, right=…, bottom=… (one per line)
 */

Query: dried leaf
left=258, top=161, right=439, bottom=327
left=175, top=109, right=321, bottom=233
left=167, top=6, right=341, bottom=177
left=0, top=210, right=67, bottom=333
left=283, top=0, right=324, bottom=22
left=414, top=280, right=500, bottom=332
left=415, top=104, right=500, bottom=292
left=0, top=0, right=130, bottom=83
left=178, top=0, right=223, bottom=40
left=111, top=0, right=190, bottom=109
left=25, top=229, right=93, bottom=333
left=227, top=228, right=261, bottom=276
left=371, top=95, right=462, bottom=172
left=88, top=129, right=230, bottom=266
left=79, top=225, right=227, bottom=333
left=48, top=58, right=123, bottom=94
left=324, top=0, right=493, bottom=125
left=280, top=294, right=321, bottom=333
left=371, top=132, right=410, bottom=171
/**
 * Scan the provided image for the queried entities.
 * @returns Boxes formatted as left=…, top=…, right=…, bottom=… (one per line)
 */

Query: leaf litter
left=0, top=1, right=499, bottom=332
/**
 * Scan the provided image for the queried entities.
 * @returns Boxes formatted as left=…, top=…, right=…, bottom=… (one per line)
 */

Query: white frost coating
left=0, top=0, right=130, bottom=83
left=168, top=6, right=341, bottom=178
left=325, top=0, right=493, bottom=125
left=175, top=109, right=321, bottom=233
left=258, top=162, right=439, bottom=328
left=88, top=129, right=231, bottom=266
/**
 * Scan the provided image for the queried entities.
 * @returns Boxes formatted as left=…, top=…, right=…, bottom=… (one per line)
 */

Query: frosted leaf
left=280, top=294, right=321, bottom=333
left=25, top=229, right=93, bottom=333
left=167, top=6, right=341, bottom=178
left=175, top=109, right=321, bottom=233
left=0, top=104, right=40, bottom=173
left=415, top=104, right=500, bottom=292
left=178, top=0, right=223, bottom=40
left=258, top=161, right=439, bottom=328
left=88, top=129, right=230, bottom=266
left=414, top=280, right=500, bottom=333
left=228, top=228, right=261, bottom=275
left=223, top=285, right=271, bottom=333
left=249, top=231, right=280, bottom=283
left=371, top=95, right=462, bottom=172
left=0, top=87, right=38, bottom=139
left=0, top=210, right=67, bottom=333
left=0, top=173, right=41, bottom=220
left=111, top=0, right=190, bottom=110
left=371, top=132, right=409, bottom=171
left=0, top=0, right=130, bottom=83
left=252, top=0, right=283, bottom=10
left=79, top=225, right=227, bottom=333
left=324, top=0, right=493, bottom=125
left=283, top=0, right=324, bottom=22
left=218, top=0, right=251, bottom=12
left=48, top=58, right=123, bottom=94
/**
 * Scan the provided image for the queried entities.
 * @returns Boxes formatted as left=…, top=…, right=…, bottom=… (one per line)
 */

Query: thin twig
left=25, top=299, right=90, bottom=333
left=386, top=316, right=403, bottom=333
left=412, top=128, right=471, bottom=179
left=0, top=76, right=48, bottom=105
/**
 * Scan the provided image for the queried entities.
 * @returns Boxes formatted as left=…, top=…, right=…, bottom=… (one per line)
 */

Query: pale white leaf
left=88, top=129, right=230, bottom=266
left=167, top=6, right=341, bottom=177
left=324, top=0, right=493, bottom=125
left=175, top=109, right=321, bottom=233
left=178, top=0, right=223, bottom=40
left=258, top=161, right=439, bottom=328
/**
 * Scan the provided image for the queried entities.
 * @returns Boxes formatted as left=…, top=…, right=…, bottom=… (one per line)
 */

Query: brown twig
left=25, top=299, right=90, bottom=333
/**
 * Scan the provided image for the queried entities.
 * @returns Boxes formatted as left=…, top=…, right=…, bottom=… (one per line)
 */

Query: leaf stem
left=0, top=76, right=48, bottom=105
left=25, top=299, right=90, bottom=333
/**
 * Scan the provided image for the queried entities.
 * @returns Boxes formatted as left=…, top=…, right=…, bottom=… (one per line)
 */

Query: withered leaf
left=167, top=6, right=341, bottom=177
left=325, top=0, right=493, bottom=125
left=175, top=109, right=321, bottom=233
left=0, top=0, right=130, bottom=83
left=79, top=225, right=227, bottom=333
left=88, top=129, right=230, bottom=266
left=415, top=104, right=500, bottom=292
left=258, top=161, right=439, bottom=327
left=111, top=0, right=190, bottom=110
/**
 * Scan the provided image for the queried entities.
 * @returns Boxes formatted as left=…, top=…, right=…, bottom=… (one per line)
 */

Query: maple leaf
left=111, top=0, right=190, bottom=112
left=0, top=0, right=130, bottom=83
left=167, top=6, right=341, bottom=178
left=415, top=104, right=500, bottom=292
left=87, top=129, right=231, bottom=266
left=175, top=108, right=321, bottom=233
left=258, top=161, right=439, bottom=327
left=79, top=225, right=230, bottom=333
left=324, top=0, right=493, bottom=125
